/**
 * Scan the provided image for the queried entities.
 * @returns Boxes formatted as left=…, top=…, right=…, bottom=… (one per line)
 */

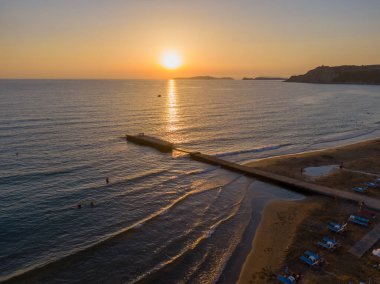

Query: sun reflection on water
left=166, top=79, right=178, bottom=133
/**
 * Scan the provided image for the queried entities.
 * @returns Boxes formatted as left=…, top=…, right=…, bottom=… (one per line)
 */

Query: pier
left=349, top=223, right=380, bottom=257
left=126, top=134, right=380, bottom=211
left=126, top=134, right=174, bottom=152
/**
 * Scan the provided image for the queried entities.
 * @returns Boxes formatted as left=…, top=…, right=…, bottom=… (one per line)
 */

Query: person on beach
left=358, top=201, right=365, bottom=211
left=339, top=161, right=344, bottom=169
left=106, top=177, right=109, bottom=184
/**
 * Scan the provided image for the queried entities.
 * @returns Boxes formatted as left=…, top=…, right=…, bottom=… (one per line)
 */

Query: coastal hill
left=242, top=77, right=286, bottom=80
left=174, top=76, right=234, bottom=80
left=286, top=65, right=380, bottom=84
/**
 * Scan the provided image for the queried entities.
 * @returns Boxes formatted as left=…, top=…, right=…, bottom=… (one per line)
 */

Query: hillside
left=286, top=65, right=380, bottom=84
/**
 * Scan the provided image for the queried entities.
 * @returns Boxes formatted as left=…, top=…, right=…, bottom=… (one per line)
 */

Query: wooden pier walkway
left=126, top=134, right=380, bottom=211
left=349, top=223, right=380, bottom=257
left=126, top=134, right=173, bottom=152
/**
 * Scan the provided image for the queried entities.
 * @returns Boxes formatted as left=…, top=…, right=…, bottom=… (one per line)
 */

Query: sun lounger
left=317, top=237, right=338, bottom=250
left=277, top=275, right=295, bottom=284
left=353, top=187, right=367, bottom=193
left=366, top=182, right=376, bottom=188
left=300, top=255, right=315, bottom=266
left=376, top=177, right=380, bottom=183
left=305, top=251, right=319, bottom=258
left=300, top=251, right=321, bottom=267
left=349, top=215, right=369, bottom=226
left=350, top=219, right=369, bottom=226
left=317, top=241, right=331, bottom=250
left=327, top=222, right=346, bottom=233
left=323, top=237, right=336, bottom=243
left=351, top=215, right=370, bottom=223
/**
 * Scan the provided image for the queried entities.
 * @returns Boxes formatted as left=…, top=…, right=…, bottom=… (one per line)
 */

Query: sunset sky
left=1, top=0, right=380, bottom=79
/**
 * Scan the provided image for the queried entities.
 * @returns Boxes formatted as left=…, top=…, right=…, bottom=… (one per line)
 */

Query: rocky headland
left=286, top=65, right=380, bottom=84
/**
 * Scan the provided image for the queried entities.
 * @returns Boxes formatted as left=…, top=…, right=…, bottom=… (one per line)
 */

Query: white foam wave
left=215, top=144, right=292, bottom=158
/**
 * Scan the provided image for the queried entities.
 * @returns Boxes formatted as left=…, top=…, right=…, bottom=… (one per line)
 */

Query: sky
left=1, top=0, right=380, bottom=79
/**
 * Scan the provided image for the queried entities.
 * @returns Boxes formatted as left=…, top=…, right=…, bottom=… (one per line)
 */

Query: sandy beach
left=237, top=138, right=380, bottom=283
left=237, top=198, right=321, bottom=284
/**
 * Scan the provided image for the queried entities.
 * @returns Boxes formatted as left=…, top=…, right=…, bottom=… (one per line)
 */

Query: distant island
left=242, top=77, right=286, bottom=80
left=286, top=65, right=380, bottom=85
left=174, top=76, right=234, bottom=80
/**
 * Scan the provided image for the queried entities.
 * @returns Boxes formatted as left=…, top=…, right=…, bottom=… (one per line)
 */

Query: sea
left=0, top=79, right=379, bottom=283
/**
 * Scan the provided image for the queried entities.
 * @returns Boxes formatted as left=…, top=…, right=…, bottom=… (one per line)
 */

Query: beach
left=237, top=198, right=321, bottom=284
left=237, top=138, right=380, bottom=283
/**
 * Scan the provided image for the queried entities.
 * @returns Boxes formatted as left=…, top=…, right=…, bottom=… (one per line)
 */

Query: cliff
left=286, top=65, right=380, bottom=84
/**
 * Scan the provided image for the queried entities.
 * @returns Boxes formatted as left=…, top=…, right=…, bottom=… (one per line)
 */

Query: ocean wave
left=214, top=144, right=292, bottom=158
left=0, top=177, right=241, bottom=283
left=146, top=178, right=236, bottom=259
left=130, top=179, right=248, bottom=284
left=108, top=168, right=213, bottom=199
left=185, top=166, right=220, bottom=176
left=0, top=165, right=89, bottom=185
left=314, top=127, right=380, bottom=145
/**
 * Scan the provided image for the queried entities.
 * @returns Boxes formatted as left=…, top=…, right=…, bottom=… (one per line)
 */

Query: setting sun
left=160, top=51, right=182, bottom=70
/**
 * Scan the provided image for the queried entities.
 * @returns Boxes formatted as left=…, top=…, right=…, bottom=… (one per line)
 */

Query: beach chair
left=366, top=182, right=377, bottom=188
left=353, top=215, right=369, bottom=223
left=277, top=275, right=295, bottom=284
left=300, top=251, right=321, bottom=267
left=348, top=215, right=369, bottom=227
left=317, top=237, right=338, bottom=251
left=305, top=251, right=319, bottom=258
left=376, top=177, right=380, bottom=183
left=317, top=241, right=331, bottom=250
left=300, top=255, right=315, bottom=266
left=327, top=222, right=346, bottom=233
left=353, top=187, right=367, bottom=193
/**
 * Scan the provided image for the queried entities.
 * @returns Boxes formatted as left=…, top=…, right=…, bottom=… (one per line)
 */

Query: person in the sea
left=90, top=201, right=95, bottom=207
left=77, top=203, right=82, bottom=209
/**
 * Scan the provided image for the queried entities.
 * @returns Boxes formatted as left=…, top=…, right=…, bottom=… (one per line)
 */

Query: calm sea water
left=0, top=79, right=379, bottom=283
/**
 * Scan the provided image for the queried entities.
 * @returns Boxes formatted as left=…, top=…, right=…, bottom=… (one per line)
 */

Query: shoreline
left=236, top=198, right=321, bottom=284
left=216, top=196, right=270, bottom=284
left=244, top=136, right=380, bottom=166
left=230, top=137, right=380, bottom=283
